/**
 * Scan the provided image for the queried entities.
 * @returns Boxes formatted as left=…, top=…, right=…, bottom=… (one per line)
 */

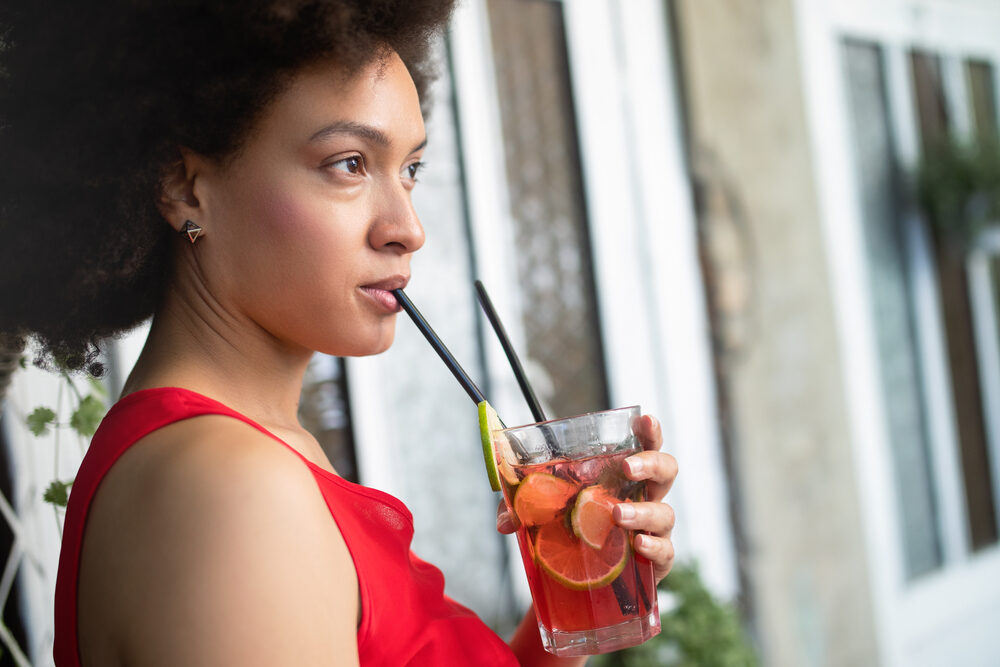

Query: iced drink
left=495, top=407, right=660, bottom=656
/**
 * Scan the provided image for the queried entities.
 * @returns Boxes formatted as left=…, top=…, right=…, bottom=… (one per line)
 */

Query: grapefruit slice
left=513, top=473, right=578, bottom=527
left=535, top=520, right=628, bottom=591
left=570, top=485, right=619, bottom=549
left=478, top=401, right=519, bottom=491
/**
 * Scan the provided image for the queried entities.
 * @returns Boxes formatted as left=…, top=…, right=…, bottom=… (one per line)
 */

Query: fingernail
left=625, top=457, right=644, bottom=476
left=617, top=503, right=636, bottom=520
left=497, top=512, right=514, bottom=532
left=636, top=534, right=651, bottom=549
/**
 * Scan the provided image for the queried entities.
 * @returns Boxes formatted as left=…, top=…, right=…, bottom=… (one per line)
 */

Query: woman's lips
left=360, top=286, right=403, bottom=312
left=359, top=277, right=408, bottom=313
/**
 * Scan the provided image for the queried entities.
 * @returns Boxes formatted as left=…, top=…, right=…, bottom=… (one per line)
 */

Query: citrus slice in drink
left=513, top=472, right=578, bottom=527
left=478, top=400, right=519, bottom=491
left=535, top=520, right=628, bottom=591
left=570, top=485, right=619, bottom=549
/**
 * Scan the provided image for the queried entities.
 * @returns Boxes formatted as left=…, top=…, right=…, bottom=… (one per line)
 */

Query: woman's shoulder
left=123, top=412, right=316, bottom=494
left=90, top=411, right=342, bottom=565
left=78, top=414, right=362, bottom=665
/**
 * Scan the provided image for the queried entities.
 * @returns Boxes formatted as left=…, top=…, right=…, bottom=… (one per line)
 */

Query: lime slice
left=513, top=472, right=578, bottom=527
left=478, top=401, right=519, bottom=491
left=535, top=520, right=628, bottom=591
left=570, top=485, right=618, bottom=549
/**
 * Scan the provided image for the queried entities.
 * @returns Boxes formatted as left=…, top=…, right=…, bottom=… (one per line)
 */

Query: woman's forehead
left=258, top=53, right=423, bottom=144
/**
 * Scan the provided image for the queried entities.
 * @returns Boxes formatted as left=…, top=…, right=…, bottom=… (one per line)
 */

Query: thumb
left=496, top=502, right=515, bottom=534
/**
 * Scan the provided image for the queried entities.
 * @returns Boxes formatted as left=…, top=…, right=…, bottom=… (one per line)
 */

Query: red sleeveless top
left=54, top=387, right=519, bottom=666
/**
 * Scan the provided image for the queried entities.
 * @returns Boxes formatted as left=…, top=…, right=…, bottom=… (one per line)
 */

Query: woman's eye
left=329, top=155, right=363, bottom=174
left=404, top=161, right=424, bottom=181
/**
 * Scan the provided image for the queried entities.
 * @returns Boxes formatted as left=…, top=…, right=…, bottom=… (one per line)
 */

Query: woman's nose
left=368, top=186, right=425, bottom=254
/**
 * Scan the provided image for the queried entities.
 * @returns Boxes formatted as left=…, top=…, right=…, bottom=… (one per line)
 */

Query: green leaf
left=25, top=407, right=57, bottom=436
left=18, top=355, right=27, bottom=370
left=43, top=480, right=72, bottom=507
left=87, top=375, right=108, bottom=398
left=70, top=395, right=105, bottom=437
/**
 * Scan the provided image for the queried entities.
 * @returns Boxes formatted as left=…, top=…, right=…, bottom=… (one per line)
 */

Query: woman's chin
left=321, top=325, right=396, bottom=358
left=365, top=336, right=395, bottom=357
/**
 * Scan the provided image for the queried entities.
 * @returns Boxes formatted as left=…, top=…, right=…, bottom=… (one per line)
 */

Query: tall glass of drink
left=495, top=406, right=660, bottom=656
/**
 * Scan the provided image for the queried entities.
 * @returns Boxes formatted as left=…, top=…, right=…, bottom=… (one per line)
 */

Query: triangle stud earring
left=180, top=220, right=203, bottom=244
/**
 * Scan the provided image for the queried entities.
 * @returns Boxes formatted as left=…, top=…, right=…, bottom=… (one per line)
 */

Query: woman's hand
left=613, top=414, right=677, bottom=583
left=496, top=414, right=677, bottom=584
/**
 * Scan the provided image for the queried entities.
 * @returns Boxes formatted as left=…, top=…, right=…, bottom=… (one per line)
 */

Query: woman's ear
left=157, top=149, right=203, bottom=234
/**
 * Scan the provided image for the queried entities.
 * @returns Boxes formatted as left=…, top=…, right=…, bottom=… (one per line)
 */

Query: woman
left=0, top=1, right=678, bottom=665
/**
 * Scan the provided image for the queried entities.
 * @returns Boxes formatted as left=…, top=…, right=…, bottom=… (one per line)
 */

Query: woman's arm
left=110, top=417, right=361, bottom=666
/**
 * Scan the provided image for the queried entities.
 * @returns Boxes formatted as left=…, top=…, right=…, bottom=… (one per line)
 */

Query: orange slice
left=535, top=520, right=628, bottom=591
left=513, top=472, right=578, bottom=527
left=570, top=485, right=619, bottom=549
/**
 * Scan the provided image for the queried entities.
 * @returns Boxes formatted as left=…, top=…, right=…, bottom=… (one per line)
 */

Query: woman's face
left=189, top=51, right=427, bottom=357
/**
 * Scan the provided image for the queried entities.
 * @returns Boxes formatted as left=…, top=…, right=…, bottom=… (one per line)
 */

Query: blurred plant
left=0, top=340, right=107, bottom=665
left=18, top=357, right=107, bottom=512
left=589, top=562, right=758, bottom=667
left=916, top=135, right=1000, bottom=247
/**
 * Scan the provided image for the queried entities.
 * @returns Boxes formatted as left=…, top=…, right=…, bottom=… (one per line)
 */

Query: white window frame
left=560, top=0, right=737, bottom=599
left=795, top=0, right=1000, bottom=664
left=445, top=0, right=738, bottom=600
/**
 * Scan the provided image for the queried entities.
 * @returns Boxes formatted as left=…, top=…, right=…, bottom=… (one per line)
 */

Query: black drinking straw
left=392, top=288, right=486, bottom=406
left=402, top=282, right=648, bottom=617
left=472, top=281, right=640, bottom=616
left=473, top=280, right=547, bottom=423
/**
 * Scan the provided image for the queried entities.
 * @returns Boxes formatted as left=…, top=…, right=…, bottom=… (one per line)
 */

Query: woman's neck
left=122, top=287, right=314, bottom=434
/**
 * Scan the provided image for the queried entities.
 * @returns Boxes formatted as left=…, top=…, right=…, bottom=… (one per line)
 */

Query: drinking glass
left=497, top=406, right=660, bottom=656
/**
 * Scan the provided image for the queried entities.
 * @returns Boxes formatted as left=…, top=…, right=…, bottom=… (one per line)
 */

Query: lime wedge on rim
left=478, top=400, right=519, bottom=491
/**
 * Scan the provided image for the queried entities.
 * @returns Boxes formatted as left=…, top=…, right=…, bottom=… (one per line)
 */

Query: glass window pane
left=485, top=0, right=609, bottom=419
left=911, top=51, right=998, bottom=551
left=299, top=354, right=357, bottom=482
left=911, top=50, right=950, bottom=148
left=842, top=40, right=943, bottom=577
left=966, top=60, right=998, bottom=141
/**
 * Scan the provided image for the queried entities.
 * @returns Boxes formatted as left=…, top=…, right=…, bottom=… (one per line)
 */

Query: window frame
left=446, top=0, right=738, bottom=600
left=795, top=0, right=1000, bottom=663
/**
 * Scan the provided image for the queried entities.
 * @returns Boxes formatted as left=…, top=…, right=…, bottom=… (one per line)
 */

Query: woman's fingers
left=623, top=450, right=678, bottom=502
left=628, top=414, right=677, bottom=500
left=634, top=414, right=663, bottom=452
left=622, top=414, right=677, bottom=582
left=634, top=534, right=675, bottom=581
left=613, top=501, right=675, bottom=536
left=496, top=501, right=515, bottom=534
left=615, top=501, right=676, bottom=583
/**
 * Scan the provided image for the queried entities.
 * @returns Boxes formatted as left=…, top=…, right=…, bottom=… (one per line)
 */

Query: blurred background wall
left=2, top=0, right=999, bottom=665
left=672, top=1, right=881, bottom=664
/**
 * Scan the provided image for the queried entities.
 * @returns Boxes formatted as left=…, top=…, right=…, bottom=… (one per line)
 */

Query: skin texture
left=75, top=51, right=678, bottom=666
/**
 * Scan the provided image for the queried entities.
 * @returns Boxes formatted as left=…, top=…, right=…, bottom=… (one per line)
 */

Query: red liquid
left=502, top=452, right=657, bottom=634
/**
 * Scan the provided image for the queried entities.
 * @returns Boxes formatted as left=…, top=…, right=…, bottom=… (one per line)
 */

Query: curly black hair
left=0, top=0, right=455, bottom=370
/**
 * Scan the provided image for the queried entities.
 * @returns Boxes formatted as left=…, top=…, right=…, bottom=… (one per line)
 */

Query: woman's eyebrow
left=308, top=120, right=427, bottom=153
